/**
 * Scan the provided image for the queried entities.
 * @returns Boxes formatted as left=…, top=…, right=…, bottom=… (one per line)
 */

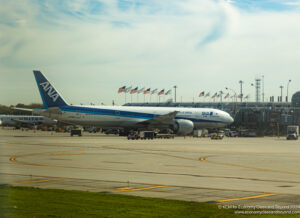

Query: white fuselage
left=35, top=105, right=234, bottom=129
left=0, top=115, right=57, bottom=126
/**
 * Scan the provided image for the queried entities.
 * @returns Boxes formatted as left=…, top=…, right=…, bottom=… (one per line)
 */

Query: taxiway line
left=104, top=146, right=300, bottom=176
left=110, top=185, right=173, bottom=193
left=10, top=178, right=64, bottom=185
left=52, top=153, right=83, bottom=156
left=217, top=193, right=279, bottom=202
left=9, top=154, right=300, bottom=187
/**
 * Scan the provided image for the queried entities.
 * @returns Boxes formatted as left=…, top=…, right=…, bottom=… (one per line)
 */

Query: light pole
left=286, top=79, right=291, bottom=102
left=262, top=75, right=264, bottom=102
left=279, top=85, right=284, bottom=102
left=173, top=85, right=177, bottom=103
left=225, top=87, right=237, bottom=114
left=239, top=80, right=244, bottom=102
left=251, top=83, right=255, bottom=102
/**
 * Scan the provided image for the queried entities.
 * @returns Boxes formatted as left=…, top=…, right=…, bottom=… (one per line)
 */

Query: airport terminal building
left=125, top=92, right=300, bottom=136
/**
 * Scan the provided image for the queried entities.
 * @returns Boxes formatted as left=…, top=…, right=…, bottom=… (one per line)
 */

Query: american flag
left=165, top=89, right=171, bottom=95
left=199, top=91, right=205, bottom=97
left=158, top=89, right=164, bottom=96
left=130, top=87, right=138, bottom=94
left=212, top=92, right=217, bottom=98
left=118, top=86, right=126, bottom=93
left=144, top=88, right=151, bottom=94
left=224, top=93, right=230, bottom=99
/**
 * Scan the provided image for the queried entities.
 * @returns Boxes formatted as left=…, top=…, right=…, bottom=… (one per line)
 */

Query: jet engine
left=172, top=119, right=194, bottom=135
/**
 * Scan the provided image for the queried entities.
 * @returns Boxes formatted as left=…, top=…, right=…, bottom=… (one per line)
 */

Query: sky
left=1, top=0, right=300, bottom=106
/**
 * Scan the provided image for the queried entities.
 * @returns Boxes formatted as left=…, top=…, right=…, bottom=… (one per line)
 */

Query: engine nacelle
left=172, top=119, right=194, bottom=135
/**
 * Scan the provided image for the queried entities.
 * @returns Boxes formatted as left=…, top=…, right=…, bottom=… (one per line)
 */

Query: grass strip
left=0, top=186, right=298, bottom=217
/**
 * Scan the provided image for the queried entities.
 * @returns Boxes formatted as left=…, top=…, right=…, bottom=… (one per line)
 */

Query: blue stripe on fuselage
left=59, top=106, right=223, bottom=123
left=61, top=106, right=155, bottom=120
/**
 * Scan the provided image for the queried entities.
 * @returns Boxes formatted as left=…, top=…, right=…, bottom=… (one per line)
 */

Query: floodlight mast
left=287, top=79, right=291, bottom=102
left=239, top=80, right=244, bottom=102
left=173, top=85, right=177, bottom=102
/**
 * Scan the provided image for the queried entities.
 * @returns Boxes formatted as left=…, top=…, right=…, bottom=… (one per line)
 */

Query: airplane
left=0, top=115, right=57, bottom=128
left=26, top=70, right=233, bottom=135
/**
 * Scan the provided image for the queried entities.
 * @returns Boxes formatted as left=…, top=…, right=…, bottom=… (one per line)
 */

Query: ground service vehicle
left=127, top=131, right=140, bottom=140
left=140, top=131, right=155, bottom=140
left=155, top=133, right=175, bottom=139
left=210, top=131, right=225, bottom=140
left=71, top=129, right=82, bottom=137
left=286, top=125, right=299, bottom=140
left=229, top=131, right=238, bottom=137
left=193, top=130, right=202, bottom=137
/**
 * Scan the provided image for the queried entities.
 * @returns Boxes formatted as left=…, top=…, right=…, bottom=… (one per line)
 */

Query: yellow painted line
left=117, top=187, right=133, bottom=190
left=11, top=178, right=64, bottom=185
left=217, top=193, right=279, bottom=203
left=52, top=153, right=82, bottom=156
left=110, top=185, right=172, bottom=193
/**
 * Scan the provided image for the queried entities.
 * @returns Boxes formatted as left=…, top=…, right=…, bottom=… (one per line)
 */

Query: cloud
left=283, top=1, right=300, bottom=6
left=1, top=0, right=300, bottom=105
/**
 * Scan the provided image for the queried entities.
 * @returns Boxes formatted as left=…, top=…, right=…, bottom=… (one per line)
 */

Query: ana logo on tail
left=40, top=81, right=59, bottom=102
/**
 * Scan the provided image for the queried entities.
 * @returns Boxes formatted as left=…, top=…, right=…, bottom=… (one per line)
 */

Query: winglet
left=33, top=70, right=68, bottom=108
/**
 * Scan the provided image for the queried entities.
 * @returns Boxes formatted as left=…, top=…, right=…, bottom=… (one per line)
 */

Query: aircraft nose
left=227, top=115, right=234, bottom=124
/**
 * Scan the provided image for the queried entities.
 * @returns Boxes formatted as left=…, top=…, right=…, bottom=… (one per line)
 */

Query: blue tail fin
left=33, top=70, right=68, bottom=108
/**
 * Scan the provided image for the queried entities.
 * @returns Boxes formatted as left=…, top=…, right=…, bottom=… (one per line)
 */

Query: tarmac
left=1, top=127, right=300, bottom=208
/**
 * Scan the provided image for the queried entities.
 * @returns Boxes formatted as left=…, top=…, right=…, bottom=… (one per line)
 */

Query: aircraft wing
left=138, top=111, right=179, bottom=127
left=13, top=107, right=33, bottom=112
left=12, top=119, right=34, bottom=125
left=41, top=107, right=62, bottom=117
left=42, top=108, right=80, bottom=126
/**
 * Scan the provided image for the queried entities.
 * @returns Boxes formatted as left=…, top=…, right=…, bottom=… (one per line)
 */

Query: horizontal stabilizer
left=13, top=107, right=33, bottom=112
